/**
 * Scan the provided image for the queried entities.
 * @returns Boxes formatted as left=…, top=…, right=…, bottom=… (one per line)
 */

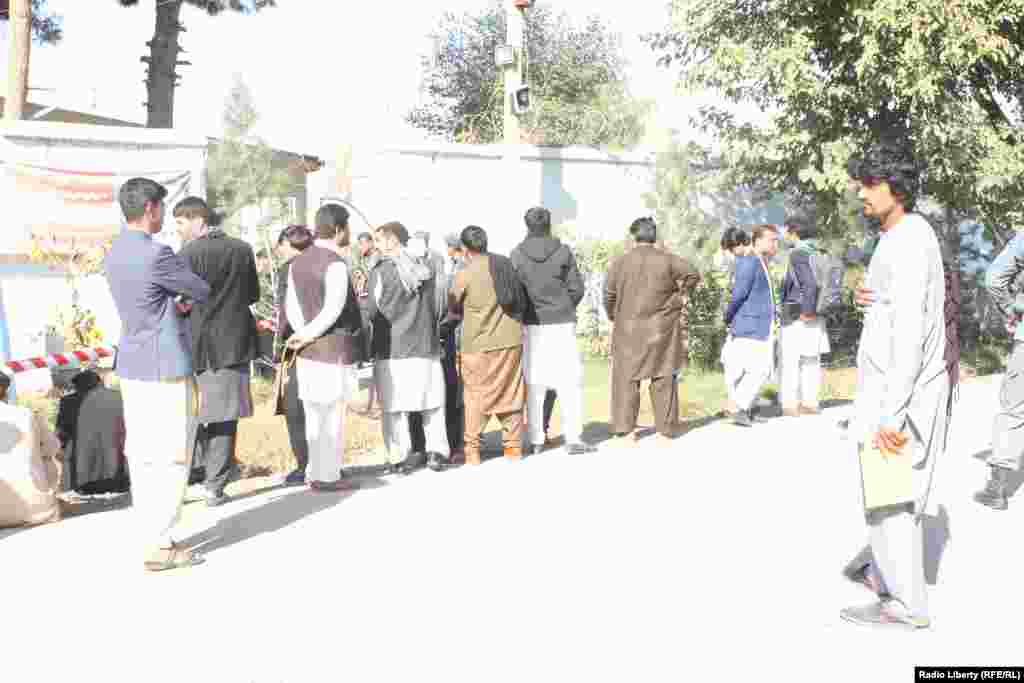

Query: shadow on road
left=182, top=476, right=389, bottom=555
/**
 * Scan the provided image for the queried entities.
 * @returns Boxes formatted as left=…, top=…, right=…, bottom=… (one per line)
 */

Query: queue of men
left=8, top=137, right=1024, bottom=635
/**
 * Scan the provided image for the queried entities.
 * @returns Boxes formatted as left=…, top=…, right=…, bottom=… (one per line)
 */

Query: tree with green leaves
left=116, top=0, right=275, bottom=128
left=646, top=0, right=1024, bottom=259
left=207, top=73, right=298, bottom=322
left=409, top=1, right=651, bottom=147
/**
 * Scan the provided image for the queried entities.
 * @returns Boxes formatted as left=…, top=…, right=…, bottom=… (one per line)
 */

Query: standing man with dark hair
left=719, top=227, right=753, bottom=417
left=778, top=218, right=830, bottom=417
left=441, top=232, right=467, bottom=462
left=313, top=203, right=365, bottom=476
left=315, top=203, right=352, bottom=261
left=723, top=224, right=780, bottom=427
left=369, top=221, right=450, bottom=473
left=840, top=142, right=949, bottom=631
left=274, top=226, right=310, bottom=486
left=604, top=217, right=700, bottom=444
left=175, top=196, right=260, bottom=507
left=449, top=225, right=527, bottom=464
left=105, top=177, right=210, bottom=571
left=512, top=206, right=594, bottom=455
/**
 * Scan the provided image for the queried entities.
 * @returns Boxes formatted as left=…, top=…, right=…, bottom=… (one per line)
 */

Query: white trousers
left=527, top=379, right=583, bottom=446
left=728, top=336, right=775, bottom=411
left=779, top=321, right=824, bottom=409
left=867, top=506, right=928, bottom=617
left=120, top=376, right=195, bottom=556
left=303, top=400, right=345, bottom=484
left=381, top=407, right=449, bottom=465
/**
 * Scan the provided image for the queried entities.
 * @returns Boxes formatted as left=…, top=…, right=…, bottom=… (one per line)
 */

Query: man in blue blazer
left=723, top=224, right=780, bottom=426
left=104, top=177, right=211, bottom=572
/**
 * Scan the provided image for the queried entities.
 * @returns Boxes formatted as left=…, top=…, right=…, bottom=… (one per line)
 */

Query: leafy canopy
left=409, top=1, right=651, bottom=147
left=646, top=0, right=1024, bottom=246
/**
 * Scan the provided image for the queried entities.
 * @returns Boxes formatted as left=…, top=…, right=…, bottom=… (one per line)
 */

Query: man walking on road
left=512, top=206, right=595, bottom=456
left=840, top=142, right=949, bottom=631
left=176, top=197, right=260, bottom=507
left=603, top=217, right=700, bottom=444
left=104, top=177, right=210, bottom=572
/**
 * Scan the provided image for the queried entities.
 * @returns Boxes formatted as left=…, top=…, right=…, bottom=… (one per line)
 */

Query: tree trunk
left=143, top=0, right=185, bottom=128
left=4, top=0, right=31, bottom=121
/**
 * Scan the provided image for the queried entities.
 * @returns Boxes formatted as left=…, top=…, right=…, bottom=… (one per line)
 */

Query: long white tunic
left=853, top=213, right=949, bottom=511
left=371, top=273, right=444, bottom=413
left=286, top=260, right=356, bottom=404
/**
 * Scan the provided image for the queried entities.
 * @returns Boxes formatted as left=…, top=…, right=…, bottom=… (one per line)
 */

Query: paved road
left=2, top=376, right=1022, bottom=682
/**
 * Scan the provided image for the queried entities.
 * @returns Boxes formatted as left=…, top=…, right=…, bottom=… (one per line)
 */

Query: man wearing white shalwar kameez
left=839, top=143, right=950, bottom=631
left=368, top=221, right=449, bottom=474
left=284, top=224, right=365, bottom=491
left=511, top=207, right=595, bottom=456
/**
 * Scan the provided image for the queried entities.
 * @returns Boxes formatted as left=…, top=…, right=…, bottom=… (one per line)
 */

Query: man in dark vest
left=283, top=223, right=365, bottom=490
left=176, top=196, right=260, bottom=507
left=367, top=221, right=450, bottom=474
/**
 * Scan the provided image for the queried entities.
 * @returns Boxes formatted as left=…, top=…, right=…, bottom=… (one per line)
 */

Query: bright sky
left=0, top=0, right=707, bottom=158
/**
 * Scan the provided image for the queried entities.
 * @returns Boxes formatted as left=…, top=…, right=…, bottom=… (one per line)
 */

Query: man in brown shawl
left=603, top=217, right=701, bottom=442
left=448, top=225, right=526, bottom=464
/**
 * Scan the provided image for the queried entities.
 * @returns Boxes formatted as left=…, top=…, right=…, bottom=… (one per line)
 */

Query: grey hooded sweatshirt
left=510, top=236, right=585, bottom=326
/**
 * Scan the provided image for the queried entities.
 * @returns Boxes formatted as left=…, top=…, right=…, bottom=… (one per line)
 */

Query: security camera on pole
left=496, top=0, right=531, bottom=253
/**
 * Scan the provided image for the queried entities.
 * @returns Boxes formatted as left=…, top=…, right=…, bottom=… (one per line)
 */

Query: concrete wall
left=0, top=122, right=209, bottom=393
left=308, top=143, right=656, bottom=255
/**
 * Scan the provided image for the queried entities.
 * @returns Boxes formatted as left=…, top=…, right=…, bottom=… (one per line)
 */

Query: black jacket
left=510, top=236, right=585, bottom=325
left=780, top=248, right=818, bottom=322
left=180, top=230, right=261, bottom=372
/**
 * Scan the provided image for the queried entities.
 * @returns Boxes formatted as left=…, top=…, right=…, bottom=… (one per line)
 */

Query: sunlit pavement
left=2, top=375, right=1021, bottom=682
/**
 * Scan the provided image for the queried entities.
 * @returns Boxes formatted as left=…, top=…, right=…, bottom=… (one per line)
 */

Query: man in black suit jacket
left=176, top=197, right=260, bottom=506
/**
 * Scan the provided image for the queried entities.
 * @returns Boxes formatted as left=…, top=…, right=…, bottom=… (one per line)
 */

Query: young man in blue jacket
left=723, top=224, right=780, bottom=427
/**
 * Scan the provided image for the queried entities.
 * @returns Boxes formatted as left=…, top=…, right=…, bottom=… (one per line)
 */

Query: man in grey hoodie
left=511, top=207, right=596, bottom=456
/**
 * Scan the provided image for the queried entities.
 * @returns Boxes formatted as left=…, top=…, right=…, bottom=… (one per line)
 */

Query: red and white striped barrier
left=2, top=346, right=116, bottom=375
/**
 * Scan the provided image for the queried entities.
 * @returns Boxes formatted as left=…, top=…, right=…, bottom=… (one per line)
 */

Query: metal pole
left=503, top=0, right=525, bottom=146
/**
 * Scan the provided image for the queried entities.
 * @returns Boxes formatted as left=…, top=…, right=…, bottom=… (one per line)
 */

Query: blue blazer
left=104, top=230, right=211, bottom=382
left=724, top=254, right=775, bottom=341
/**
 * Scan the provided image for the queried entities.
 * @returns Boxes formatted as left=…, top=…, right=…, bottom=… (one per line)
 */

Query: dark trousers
left=611, top=370, right=679, bottom=437
left=543, top=389, right=557, bottom=435
left=196, top=420, right=239, bottom=495
left=409, top=411, right=427, bottom=454
left=442, top=340, right=464, bottom=451
left=283, top=361, right=309, bottom=472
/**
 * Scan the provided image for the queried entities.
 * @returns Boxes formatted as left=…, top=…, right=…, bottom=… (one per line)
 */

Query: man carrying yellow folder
left=840, top=142, right=951, bottom=632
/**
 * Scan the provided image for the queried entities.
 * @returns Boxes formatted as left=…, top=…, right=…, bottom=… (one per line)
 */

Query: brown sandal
left=144, top=545, right=205, bottom=572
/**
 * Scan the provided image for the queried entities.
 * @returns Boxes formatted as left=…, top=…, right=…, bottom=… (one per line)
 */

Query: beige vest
left=0, top=403, right=61, bottom=528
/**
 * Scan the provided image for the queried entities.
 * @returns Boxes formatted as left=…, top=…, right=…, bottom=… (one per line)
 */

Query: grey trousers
left=990, top=342, right=1024, bottom=471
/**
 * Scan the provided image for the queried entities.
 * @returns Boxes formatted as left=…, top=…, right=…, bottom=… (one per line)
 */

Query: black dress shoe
left=749, top=406, right=770, bottom=423
left=396, top=451, right=428, bottom=475
left=974, top=465, right=1011, bottom=510
left=427, top=451, right=449, bottom=472
left=732, top=410, right=753, bottom=427
left=523, top=444, right=540, bottom=457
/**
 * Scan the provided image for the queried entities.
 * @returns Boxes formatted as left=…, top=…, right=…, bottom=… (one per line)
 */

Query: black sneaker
left=427, top=451, right=450, bottom=472
left=974, top=466, right=1011, bottom=510
left=567, top=442, right=597, bottom=455
left=732, top=410, right=753, bottom=427
left=749, top=406, right=770, bottom=423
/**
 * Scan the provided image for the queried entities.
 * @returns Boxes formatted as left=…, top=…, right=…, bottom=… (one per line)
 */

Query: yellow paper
left=858, top=442, right=914, bottom=510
